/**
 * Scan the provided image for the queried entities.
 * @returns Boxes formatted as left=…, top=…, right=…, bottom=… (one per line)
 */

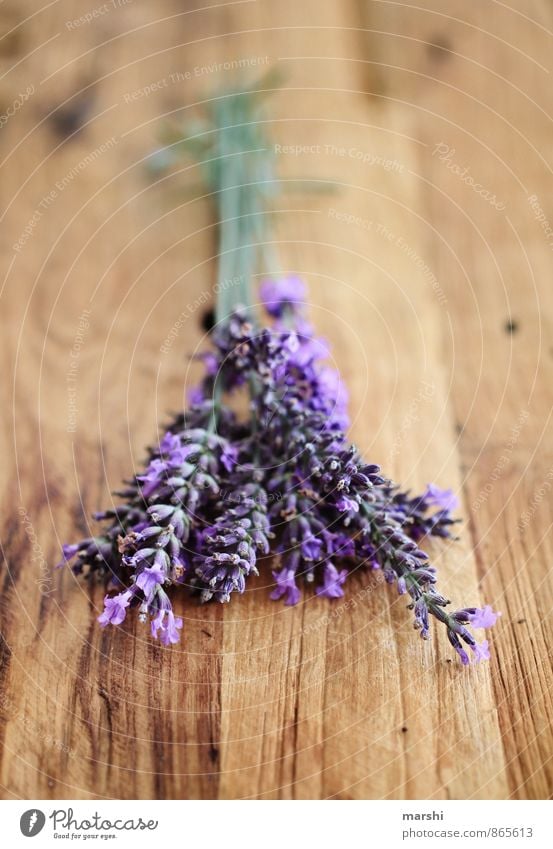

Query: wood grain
left=0, top=0, right=552, bottom=799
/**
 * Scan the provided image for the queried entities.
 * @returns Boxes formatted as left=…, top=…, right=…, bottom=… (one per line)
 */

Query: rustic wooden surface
left=1, top=0, right=552, bottom=800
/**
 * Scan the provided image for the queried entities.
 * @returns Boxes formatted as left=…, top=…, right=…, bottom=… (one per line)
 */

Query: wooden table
left=1, top=0, right=552, bottom=800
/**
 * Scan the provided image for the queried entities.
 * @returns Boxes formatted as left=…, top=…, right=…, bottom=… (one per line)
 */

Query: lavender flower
left=260, top=276, right=307, bottom=317
left=149, top=588, right=183, bottom=645
left=468, top=605, right=502, bottom=628
left=98, top=590, right=133, bottom=627
left=316, top=563, right=348, bottom=598
left=271, top=565, right=301, bottom=605
left=423, top=483, right=459, bottom=513
left=471, top=640, right=490, bottom=663
left=136, top=563, right=165, bottom=598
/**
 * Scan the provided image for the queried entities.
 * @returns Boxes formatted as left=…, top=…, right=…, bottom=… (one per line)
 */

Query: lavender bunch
left=60, top=79, right=500, bottom=664
left=213, top=287, right=500, bottom=664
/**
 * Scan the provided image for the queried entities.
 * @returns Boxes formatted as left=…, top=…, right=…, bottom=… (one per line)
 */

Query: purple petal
left=471, top=639, right=491, bottom=663
left=469, top=605, right=501, bottom=629
left=424, top=483, right=459, bottom=512
left=136, top=564, right=165, bottom=598
left=98, top=590, right=132, bottom=627
left=260, top=276, right=307, bottom=317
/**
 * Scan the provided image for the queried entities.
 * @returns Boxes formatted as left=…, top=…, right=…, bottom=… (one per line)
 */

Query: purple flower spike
left=271, top=568, right=301, bottom=606
left=316, top=563, right=348, bottom=599
left=98, top=590, right=133, bottom=627
left=469, top=605, right=501, bottom=629
left=423, top=483, right=459, bottom=512
left=260, top=276, right=307, bottom=317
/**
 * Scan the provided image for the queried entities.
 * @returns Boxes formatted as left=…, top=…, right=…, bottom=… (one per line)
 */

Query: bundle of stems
left=61, top=78, right=499, bottom=663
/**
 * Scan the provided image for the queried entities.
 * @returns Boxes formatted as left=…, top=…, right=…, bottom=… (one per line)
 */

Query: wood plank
left=0, top=0, right=551, bottom=800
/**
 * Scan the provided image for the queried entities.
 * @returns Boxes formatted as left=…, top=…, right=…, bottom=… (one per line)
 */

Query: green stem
left=213, top=99, right=276, bottom=324
left=215, top=102, right=244, bottom=324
